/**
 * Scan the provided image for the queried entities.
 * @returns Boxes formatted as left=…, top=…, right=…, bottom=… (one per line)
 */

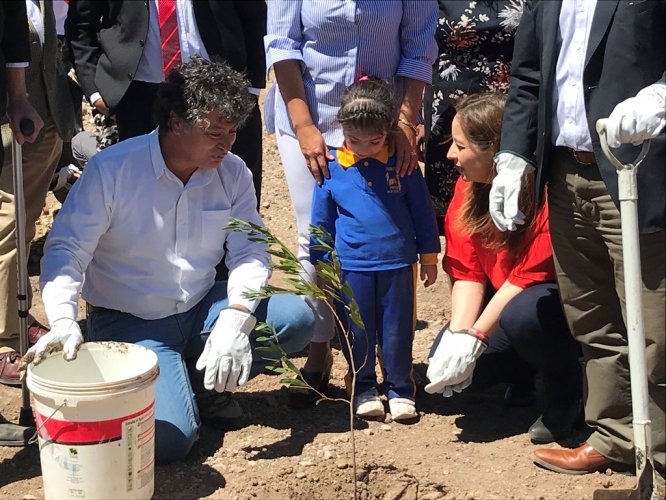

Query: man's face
left=184, top=110, right=238, bottom=168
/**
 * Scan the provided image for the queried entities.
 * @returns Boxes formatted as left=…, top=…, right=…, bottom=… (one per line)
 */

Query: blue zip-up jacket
left=310, top=148, right=440, bottom=271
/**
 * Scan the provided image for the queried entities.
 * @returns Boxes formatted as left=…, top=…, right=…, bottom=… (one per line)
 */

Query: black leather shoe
left=529, top=399, right=583, bottom=444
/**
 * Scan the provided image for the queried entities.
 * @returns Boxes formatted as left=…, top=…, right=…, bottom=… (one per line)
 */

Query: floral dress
left=423, top=0, right=525, bottom=231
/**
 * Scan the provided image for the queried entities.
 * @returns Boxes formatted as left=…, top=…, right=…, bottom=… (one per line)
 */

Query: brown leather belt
left=557, top=146, right=596, bottom=165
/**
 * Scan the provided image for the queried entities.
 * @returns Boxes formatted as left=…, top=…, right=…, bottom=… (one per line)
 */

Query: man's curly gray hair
left=155, top=56, right=255, bottom=131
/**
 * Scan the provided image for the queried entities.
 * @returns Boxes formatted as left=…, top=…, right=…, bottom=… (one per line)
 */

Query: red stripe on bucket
left=36, top=403, right=154, bottom=445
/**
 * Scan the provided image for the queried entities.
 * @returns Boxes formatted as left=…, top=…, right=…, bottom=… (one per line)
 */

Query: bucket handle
left=29, top=400, right=67, bottom=445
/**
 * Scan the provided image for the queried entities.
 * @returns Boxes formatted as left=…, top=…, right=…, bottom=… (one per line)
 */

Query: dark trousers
left=114, top=81, right=160, bottom=142
left=465, top=283, right=583, bottom=407
left=338, top=266, right=416, bottom=400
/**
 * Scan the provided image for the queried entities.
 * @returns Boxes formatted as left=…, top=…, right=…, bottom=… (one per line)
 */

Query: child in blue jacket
left=310, top=78, right=440, bottom=422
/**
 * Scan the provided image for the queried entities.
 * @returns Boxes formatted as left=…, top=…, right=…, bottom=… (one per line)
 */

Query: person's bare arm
left=273, top=60, right=332, bottom=185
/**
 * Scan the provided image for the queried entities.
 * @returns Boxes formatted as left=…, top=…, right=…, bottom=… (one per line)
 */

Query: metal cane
left=10, top=118, right=35, bottom=427
left=595, top=119, right=656, bottom=500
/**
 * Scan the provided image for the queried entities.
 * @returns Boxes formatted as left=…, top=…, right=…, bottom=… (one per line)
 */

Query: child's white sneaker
left=354, top=389, right=385, bottom=418
left=388, top=397, right=417, bottom=422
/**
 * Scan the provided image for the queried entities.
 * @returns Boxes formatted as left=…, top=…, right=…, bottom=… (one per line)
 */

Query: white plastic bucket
left=27, top=342, right=160, bottom=500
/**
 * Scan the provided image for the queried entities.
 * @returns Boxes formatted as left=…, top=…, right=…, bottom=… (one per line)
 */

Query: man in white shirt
left=24, top=58, right=314, bottom=463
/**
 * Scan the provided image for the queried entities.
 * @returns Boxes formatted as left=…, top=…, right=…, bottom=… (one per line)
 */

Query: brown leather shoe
left=28, top=320, right=49, bottom=345
left=0, top=351, right=22, bottom=386
left=533, top=443, right=631, bottom=475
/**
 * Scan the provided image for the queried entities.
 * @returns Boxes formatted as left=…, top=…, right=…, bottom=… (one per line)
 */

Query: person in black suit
left=488, top=0, right=665, bottom=477
left=65, top=0, right=266, bottom=202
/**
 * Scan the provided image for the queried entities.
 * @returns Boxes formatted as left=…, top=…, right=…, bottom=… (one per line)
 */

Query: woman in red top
left=425, top=93, right=583, bottom=444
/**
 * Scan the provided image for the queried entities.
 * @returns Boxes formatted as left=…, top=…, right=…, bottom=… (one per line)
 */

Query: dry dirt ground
left=0, top=101, right=638, bottom=499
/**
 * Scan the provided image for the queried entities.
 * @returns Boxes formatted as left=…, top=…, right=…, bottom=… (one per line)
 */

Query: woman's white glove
left=22, top=318, right=84, bottom=365
left=489, top=152, right=535, bottom=232
left=425, top=330, right=487, bottom=395
left=606, top=83, right=666, bottom=148
left=195, top=308, right=256, bottom=393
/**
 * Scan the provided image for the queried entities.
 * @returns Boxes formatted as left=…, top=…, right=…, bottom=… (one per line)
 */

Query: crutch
left=594, top=119, right=657, bottom=500
left=11, top=118, right=35, bottom=427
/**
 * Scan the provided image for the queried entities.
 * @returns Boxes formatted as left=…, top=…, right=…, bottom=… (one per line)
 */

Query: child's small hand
left=420, top=264, right=438, bottom=287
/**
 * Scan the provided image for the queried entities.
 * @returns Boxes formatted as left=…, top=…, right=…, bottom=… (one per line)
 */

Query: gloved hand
left=195, top=307, right=256, bottom=393
left=22, top=318, right=84, bottom=366
left=606, top=83, right=666, bottom=148
left=425, top=327, right=455, bottom=392
left=439, top=377, right=474, bottom=398
left=425, top=330, right=487, bottom=395
left=489, top=152, right=535, bottom=232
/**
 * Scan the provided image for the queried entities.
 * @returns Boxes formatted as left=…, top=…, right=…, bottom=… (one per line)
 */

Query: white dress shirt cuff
left=88, top=92, right=102, bottom=106
left=6, top=62, right=29, bottom=68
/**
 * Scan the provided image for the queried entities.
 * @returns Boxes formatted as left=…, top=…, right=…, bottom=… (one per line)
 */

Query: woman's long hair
left=454, top=93, right=536, bottom=252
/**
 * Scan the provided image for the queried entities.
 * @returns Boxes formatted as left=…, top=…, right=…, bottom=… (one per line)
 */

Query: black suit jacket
left=501, top=0, right=665, bottom=233
left=65, top=0, right=266, bottom=111
left=0, top=1, right=31, bottom=117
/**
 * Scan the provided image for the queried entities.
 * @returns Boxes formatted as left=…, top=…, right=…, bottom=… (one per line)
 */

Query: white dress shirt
left=551, top=0, right=598, bottom=151
left=26, top=0, right=44, bottom=46
left=40, top=129, right=271, bottom=323
left=53, top=0, right=68, bottom=36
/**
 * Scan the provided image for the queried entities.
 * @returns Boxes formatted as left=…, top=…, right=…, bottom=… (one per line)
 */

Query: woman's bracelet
left=396, top=117, right=419, bottom=136
left=467, top=327, right=490, bottom=345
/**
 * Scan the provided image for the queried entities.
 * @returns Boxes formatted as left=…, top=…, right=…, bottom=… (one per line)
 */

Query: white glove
left=489, top=152, right=535, bottom=232
left=424, top=330, right=487, bottom=395
left=606, top=83, right=666, bottom=149
left=425, top=328, right=455, bottom=392
left=22, top=318, right=84, bottom=365
left=195, top=308, right=256, bottom=393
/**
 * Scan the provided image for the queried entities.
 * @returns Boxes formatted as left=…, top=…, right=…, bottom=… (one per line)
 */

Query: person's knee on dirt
left=25, top=58, right=314, bottom=463
left=425, top=93, right=583, bottom=443
left=308, top=79, right=441, bottom=422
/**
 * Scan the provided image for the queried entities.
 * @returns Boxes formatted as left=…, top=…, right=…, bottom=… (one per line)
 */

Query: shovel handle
left=596, top=119, right=650, bottom=171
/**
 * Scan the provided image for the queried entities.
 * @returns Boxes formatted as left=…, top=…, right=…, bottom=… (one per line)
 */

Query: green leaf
left=281, top=378, right=308, bottom=388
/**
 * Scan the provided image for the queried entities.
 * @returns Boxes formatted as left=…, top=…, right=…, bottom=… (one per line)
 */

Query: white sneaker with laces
left=354, top=389, right=385, bottom=418
left=389, top=397, right=417, bottom=422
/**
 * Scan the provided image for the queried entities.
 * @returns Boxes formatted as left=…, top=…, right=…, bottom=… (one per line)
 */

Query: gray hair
left=155, top=56, right=255, bottom=131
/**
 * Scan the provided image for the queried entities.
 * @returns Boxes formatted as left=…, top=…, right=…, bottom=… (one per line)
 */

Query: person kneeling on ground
left=425, top=93, right=584, bottom=444
left=22, top=57, right=315, bottom=463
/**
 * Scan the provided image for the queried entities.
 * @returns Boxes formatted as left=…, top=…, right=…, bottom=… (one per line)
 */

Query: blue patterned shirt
left=264, top=0, right=438, bottom=147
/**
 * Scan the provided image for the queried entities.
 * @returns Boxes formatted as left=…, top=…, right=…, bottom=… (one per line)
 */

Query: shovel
left=592, top=120, right=660, bottom=500
left=10, top=118, right=35, bottom=428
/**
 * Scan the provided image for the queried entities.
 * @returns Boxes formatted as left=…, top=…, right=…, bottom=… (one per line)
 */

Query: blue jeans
left=86, top=282, right=314, bottom=463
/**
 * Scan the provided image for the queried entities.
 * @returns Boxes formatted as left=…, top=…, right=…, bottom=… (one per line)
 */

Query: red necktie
left=158, top=0, right=181, bottom=77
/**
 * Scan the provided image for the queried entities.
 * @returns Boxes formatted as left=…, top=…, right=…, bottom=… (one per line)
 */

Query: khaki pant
left=0, top=120, right=62, bottom=353
left=548, top=148, right=665, bottom=474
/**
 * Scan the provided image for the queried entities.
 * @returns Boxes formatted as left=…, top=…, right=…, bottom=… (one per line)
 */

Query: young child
left=309, top=78, right=440, bottom=422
